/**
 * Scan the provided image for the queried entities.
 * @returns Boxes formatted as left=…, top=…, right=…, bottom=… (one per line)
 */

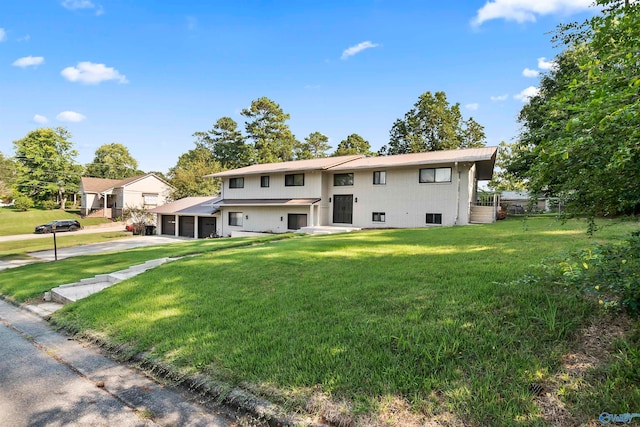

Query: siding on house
left=204, top=147, right=497, bottom=235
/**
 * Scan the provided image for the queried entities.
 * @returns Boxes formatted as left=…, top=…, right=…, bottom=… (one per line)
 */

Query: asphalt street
left=0, top=295, right=235, bottom=426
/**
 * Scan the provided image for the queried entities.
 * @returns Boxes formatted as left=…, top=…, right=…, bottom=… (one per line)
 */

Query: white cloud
left=538, top=56, right=558, bottom=70
left=61, top=61, right=128, bottom=84
left=56, top=111, right=86, bottom=122
left=514, top=86, right=540, bottom=102
left=33, top=114, right=49, bottom=124
left=12, top=56, right=45, bottom=68
left=490, top=94, right=509, bottom=102
left=0, top=28, right=6, bottom=42
left=465, top=103, right=479, bottom=111
left=61, top=0, right=104, bottom=15
left=472, top=0, right=593, bottom=26
left=341, top=41, right=380, bottom=60
left=522, top=68, right=539, bottom=77
left=18, top=34, right=31, bottom=42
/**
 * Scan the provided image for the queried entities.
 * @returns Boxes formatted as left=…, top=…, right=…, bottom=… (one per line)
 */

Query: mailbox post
left=52, top=223, right=58, bottom=261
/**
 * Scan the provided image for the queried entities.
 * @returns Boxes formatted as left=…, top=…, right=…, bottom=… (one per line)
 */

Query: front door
left=333, top=195, right=353, bottom=224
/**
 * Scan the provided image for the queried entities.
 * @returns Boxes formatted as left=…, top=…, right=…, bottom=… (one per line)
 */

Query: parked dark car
left=34, top=220, right=82, bottom=234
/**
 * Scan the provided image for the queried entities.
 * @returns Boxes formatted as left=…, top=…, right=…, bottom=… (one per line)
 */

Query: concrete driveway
left=28, top=235, right=191, bottom=261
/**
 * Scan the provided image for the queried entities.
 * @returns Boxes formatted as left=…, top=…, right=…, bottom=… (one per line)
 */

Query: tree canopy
left=241, top=97, right=299, bottom=163
left=487, top=142, right=527, bottom=192
left=296, top=132, right=331, bottom=159
left=13, top=127, right=82, bottom=208
left=333, top=134, right=373, bottom=156
left=380, top=91, right=486, bottom=155
left=167, top=147, right=221, bottom=200
left=84, top=143, right=142, bottom=179
left=508, top=0, right=640, bottom=217
left=193, top=117, right=253, bottom=169
left=0, top=152, right=16, bottom=201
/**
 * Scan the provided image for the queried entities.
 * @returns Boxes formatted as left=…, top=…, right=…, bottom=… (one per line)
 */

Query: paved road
left=0, top=299, right=234, bottom=427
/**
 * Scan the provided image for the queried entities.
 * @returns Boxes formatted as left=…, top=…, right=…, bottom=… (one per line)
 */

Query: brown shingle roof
left=80, top=174, right=173, bottom=193
left=207, top=155, right=364, bottom=178
left=328, top=147, right=498, bottom=170
left=206, top=148, right=498, bottom=180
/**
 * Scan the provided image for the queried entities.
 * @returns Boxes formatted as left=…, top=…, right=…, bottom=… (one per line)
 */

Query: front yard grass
left=40, top=217, right=640, bottom=426
left=0, top=234, right=294, bottom=303
left=0, top=206, right=111, bottom=235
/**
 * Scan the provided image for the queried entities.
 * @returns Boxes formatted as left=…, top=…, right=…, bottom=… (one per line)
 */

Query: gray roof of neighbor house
left=80, top=173, right=174, bottom=193
left=207, top=147, right=498, bottom=180
left=206, top=155, right=364, bottom=178
left=328, top=147, right=498, bottom=180
left=148, top=196, right=221, bottom=215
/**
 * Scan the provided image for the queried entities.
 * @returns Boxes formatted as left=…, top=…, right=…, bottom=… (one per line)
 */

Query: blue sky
left=1, top=0, right=596, bottom=173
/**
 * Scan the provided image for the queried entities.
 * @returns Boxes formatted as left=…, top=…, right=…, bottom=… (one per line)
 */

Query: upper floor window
left=285, top=173, right=304, bottom=186
left=143, top=193, right=158, bottom=207
left=419, top=167, right=451, bottom=183
left=373, top=171, right=386, bottom=185
left=333, top=173, right=354, bottom=186
left=229, top=177, right=244, bottom=188
left=260, top=175, right=270, bottom=188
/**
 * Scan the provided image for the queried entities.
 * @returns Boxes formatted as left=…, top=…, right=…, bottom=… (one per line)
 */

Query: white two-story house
left=194, top=147, right=497, bottom=237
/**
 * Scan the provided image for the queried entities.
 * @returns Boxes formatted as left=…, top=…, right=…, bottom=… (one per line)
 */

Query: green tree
left=0, top=152, right=16, bottom=201
left=85, top=143, right=142, bottom=179
left=333, top=133, right=373, bottom=156
left=194, top=117, right=252, bottom=169
left=380, top=91, right=486, bottom=155
left=242, top=97, right=298, bottom=164
left=487, top=142, right=527, bottom=192
left=13, top=127, right=82, bottom=209
left=168, top=147, right=221, bottom=199
left=296, top=131, right=331, bottom=159
left=510, top=0, right=640, bottom=217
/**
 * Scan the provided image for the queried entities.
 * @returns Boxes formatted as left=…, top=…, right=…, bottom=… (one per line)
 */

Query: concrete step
left=52, top=281, right=113, bottom=304
left=46, top=257, right=179, bottom=308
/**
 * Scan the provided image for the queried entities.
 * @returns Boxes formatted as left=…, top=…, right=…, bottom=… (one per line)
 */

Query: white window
left=143, top=194, right=158, bottom=206
left=373, top=171, right=386, bottom=185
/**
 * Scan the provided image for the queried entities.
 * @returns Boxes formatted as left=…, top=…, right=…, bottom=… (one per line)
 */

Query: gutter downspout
left=454, top=161, right=460, bottom=225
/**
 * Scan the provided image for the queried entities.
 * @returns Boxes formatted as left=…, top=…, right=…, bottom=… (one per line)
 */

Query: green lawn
left=0, top=207, right=110, bottom=236
left=31, top=217, right=638, bottom=426
left=0, top=234, right=295, bottom=302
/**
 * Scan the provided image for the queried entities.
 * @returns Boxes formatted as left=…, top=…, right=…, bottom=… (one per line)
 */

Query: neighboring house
left=500, top=191, right=549, bottom=214
left=79, top=174, right=174, bottom=219
left=148, top=196, right=221, bottom=238
left=174, top=147, right=497, bottom=237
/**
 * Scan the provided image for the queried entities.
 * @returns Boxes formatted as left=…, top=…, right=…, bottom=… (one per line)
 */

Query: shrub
left=13, top=195, right=34, bottom=211
left=41, top=200, right=59, bottom=210
left=538, top=230, right=640, bottom=317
